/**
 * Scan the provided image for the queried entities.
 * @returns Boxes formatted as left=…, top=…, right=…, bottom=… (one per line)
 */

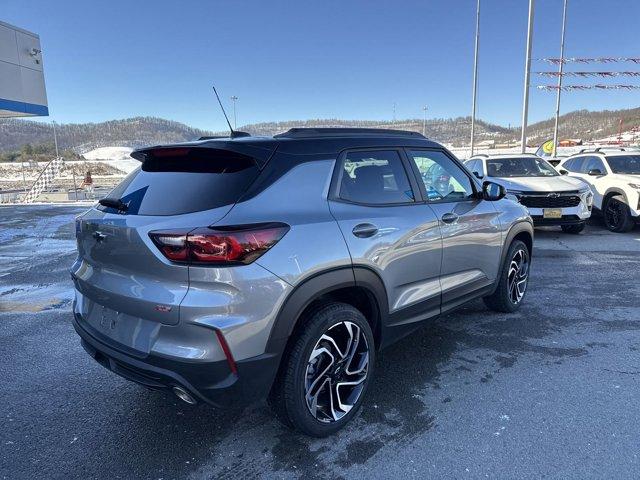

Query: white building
left=0, top=20, right=48, bottom=117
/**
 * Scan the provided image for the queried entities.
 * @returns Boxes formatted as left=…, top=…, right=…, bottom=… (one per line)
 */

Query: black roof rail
left=274, top=127, right=426, bottom=139
left=579, top=146, right=625, bottom=153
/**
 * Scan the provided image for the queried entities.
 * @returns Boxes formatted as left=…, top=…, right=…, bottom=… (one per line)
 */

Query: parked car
left=557, top=148, right=640, bottom=232
left=71, top=128, right=533, bottom=436
left=465, top=153, right=592, bottom=234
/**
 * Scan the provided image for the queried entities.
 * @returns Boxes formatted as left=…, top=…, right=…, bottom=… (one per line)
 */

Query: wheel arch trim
left=265, top=266, right=389, bottom=354
left=603, top=188, right=629, bottom=205
left=501, top=220, right=534, bottom=269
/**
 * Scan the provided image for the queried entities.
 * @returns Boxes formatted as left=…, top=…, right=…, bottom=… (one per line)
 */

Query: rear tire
left=603, top=195, right=635, bottom=233
left=483, top=240, right=530, bottom=313
left=561, top=222, right=585, bottom=234
left=270, top=302, right=375, bottom=437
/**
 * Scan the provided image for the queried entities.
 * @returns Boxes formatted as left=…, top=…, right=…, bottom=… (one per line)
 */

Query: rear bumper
left=72, top=312, right=281, bottom=408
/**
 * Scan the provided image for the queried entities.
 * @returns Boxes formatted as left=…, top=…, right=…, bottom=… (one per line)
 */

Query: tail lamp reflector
left=149, top=223, right=288, bottom=265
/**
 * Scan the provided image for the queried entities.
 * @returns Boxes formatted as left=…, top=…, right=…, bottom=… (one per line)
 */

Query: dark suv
left=71, top=128, right=533, bottom=436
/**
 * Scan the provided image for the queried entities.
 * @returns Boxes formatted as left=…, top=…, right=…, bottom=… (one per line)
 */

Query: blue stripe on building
left=0, top=97, right=49, bottom=116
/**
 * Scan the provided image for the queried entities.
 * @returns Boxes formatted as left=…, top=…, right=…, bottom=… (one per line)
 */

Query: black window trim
left=329, top=147, right=424, bottom=207
left=404, top=147, right=482, bottom=205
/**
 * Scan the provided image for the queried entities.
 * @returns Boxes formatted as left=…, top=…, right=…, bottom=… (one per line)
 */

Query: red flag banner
left=536, top=71, right=640, bottom=77
left=537, top=84, right=640, bottom=91
left=538, top=57, right=640, bottom=64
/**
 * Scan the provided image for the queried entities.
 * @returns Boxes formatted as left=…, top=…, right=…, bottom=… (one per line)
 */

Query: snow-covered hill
left=82, top=146, right=138, bottom=174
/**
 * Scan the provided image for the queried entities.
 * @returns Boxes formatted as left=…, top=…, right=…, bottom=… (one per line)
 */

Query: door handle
left=352, top=223, right=378, bottom=238
left=441, top=213, right=459, bottom=224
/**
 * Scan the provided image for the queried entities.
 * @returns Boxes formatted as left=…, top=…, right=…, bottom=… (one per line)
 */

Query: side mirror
left=473, top=171, right=483, bottom=179
left=588, top=168, right=603, bottom=176
left=559, top=169, right=568, bottom=175
left=482, top=181, right=506, bottom=201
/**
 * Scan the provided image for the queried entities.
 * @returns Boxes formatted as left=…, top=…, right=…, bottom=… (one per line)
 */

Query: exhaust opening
left=173, top=386, right=197, bottom=405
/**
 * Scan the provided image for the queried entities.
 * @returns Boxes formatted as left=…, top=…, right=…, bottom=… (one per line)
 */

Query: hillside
left=0, top=117, right=214, bottom=153
left=1, top=108, right=639, bottom=155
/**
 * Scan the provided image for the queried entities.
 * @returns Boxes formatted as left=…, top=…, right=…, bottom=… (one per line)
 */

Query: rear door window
left=339, top=150, right=415, bottom=205
left=99, top=148, right=260, bottom=216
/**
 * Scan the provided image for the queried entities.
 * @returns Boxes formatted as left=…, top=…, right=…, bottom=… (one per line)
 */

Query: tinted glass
left=409, top=150, right=474, bottom=202
left=605, top=155, right=640, bottom=174
left=485, top=157, right=558, bottom=177
left=584, top=156, right=606, bottom=173
left=99, top=148, right=259, bottom=215
left=564, top=157, right=586, bottom=173
left=465, top=159, right=478, bottom=173
left=339, top=150, right=414, bottom=204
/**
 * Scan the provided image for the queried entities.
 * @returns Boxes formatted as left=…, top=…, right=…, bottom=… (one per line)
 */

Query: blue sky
left=5, top=0, right=640, bottom=131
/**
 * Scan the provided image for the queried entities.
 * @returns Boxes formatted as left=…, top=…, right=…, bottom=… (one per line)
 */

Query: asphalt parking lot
left=1, top=204, right=639, bottom=479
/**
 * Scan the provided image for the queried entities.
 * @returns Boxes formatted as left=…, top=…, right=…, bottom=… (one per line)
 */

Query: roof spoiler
left=130, top=141, right=276, bottom=168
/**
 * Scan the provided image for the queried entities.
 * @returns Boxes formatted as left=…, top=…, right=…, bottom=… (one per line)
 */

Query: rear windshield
left=98, top=148, right=259, bottom=215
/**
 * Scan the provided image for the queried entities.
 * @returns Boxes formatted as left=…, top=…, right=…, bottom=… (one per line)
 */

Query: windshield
left=605, top=155, right=640, bottom=174
left=486, top=157, right=558, bottom=178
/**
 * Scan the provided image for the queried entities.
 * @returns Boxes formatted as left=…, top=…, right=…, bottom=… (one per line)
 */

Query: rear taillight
left=149, top=223, right=289, bottom=265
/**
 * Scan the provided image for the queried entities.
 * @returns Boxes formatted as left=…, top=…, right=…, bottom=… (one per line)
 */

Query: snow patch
left=82, top=146, right=138, bottom=174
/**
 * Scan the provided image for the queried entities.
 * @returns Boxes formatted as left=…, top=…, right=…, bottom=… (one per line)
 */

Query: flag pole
left=552, top=0, right=568, bottom=157
left=520, top=0, right=535, bottom=153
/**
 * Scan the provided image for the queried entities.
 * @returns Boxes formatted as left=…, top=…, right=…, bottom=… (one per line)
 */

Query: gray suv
left=71, top=128, right=533, bottom=436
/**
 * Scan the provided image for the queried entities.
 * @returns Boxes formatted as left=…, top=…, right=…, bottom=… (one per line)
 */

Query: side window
left=565, top=157, right=584, bottom=173
left=584, top=156, right=605, bottom=174
left=469, top=159, right=484, bottom=177
left=339, top=150, right=414, bottom=205
left=562, top=159, right=574, bottom=171
left=465, top=159, right=478, bottom=174
left=409, top=150, right=475, bottom=202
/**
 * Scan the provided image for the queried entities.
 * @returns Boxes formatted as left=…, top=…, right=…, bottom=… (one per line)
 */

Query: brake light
left=149, top=223, right=289, bottom=265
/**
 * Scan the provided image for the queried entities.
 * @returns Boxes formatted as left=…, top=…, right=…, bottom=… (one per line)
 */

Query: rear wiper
left=98, top=197, right=128, bottom=212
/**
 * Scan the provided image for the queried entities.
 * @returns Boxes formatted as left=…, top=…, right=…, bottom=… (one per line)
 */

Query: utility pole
left=392, top=103, right=397, bottom=124
left=520, top=0, right=535, bottom=154
left=470, top=0, right=481, bottom=156
left=230, top=96, right=238, bottom=129
left=422, top=105, right=428, bottom=136
left=552, top=0, right=568, bottom=157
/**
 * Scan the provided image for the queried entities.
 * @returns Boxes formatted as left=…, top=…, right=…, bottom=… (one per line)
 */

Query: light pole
left=52, top=120, right=60, bottom=158
left=552, top=0, right=568, bottom=157
left=470, top=0, right=481, bottom=156
left=230, top=95, right=238, bottom=129
left=422, top=105, right=428, bottom=136
left=520, top=0, right=535, bottom=153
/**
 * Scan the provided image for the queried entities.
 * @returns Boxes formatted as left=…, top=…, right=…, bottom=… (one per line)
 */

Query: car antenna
left=212, top=86, right=250, bottom=139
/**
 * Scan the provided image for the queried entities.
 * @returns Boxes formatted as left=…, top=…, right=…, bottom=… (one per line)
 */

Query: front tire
left=483, top=240, right=530, bottom=313
left=561, top=222, right=585, bottom=234
left=270, top=302, right=375, bottom=437
left=603, top=195, right=635, bottom=233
